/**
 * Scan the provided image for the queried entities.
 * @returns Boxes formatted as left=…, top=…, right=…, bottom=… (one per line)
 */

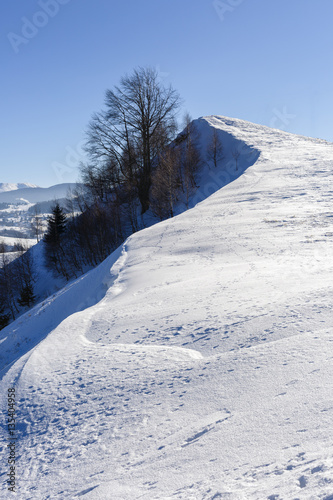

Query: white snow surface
left=0, top=183, right=38, bottom=193
left=0, top=237, right=37, bottom=250
left=1, top=116, right=333, bottom=499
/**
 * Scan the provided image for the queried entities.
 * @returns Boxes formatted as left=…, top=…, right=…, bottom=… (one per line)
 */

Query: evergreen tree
left=44, top=203, right=70, bottom=279
left=0, top=298, right=10, bottom=329
left=44, top=203, right=67, bottom=246
left=18, top=282, right=36, bottom=308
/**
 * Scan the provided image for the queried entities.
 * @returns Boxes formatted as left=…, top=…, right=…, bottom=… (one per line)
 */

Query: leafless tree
left=0, top=250, right=18, bottom=319
left=13, top=242, right=36, bottom=288
left=0, top=240, right=6, bottom=257
left=30, top=204, right=43, bottom=242
left=83, top=67, right=181, bottom=214
left=206, top=129, right=224, bottom=168
left=231, top=147, right=241, bottom=171
left=178, top=115, right=202, bottom=208
left=12, top=243, right=36, bottom=309
left=151, top=147, right=181, bottom=219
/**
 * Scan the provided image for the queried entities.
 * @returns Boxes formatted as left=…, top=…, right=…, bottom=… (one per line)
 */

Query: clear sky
left=1, top=0, right=333, bottom=187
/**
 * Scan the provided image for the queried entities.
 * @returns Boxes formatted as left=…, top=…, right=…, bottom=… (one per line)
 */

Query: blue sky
left=1, top=0, right=333, bottom=187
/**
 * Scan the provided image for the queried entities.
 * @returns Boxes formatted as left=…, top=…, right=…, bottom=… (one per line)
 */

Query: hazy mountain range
left=0, top=183, right=78, bottom=205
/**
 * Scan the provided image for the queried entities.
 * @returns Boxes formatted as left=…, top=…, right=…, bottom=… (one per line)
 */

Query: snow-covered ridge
left=0, top=182, right=39, bottom=193
left=1, top=116, right=333, bottom=499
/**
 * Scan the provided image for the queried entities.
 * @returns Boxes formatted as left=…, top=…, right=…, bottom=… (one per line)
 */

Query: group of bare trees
left=43, top=68, right=218, bottom=282
left=1, top=67, right=215, bottom=327
left=151, top=116, right=202, bottom=219
left=43, top=198, right=124, bottom=281
left=0, top=242, right=36, bottom=328
left=41, top=68, right=206, bottom=282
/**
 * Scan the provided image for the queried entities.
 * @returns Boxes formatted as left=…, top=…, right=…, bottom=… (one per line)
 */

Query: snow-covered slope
left=1, top=116, right=333, bottom=499
left=0, top=183, right=38, bottom=193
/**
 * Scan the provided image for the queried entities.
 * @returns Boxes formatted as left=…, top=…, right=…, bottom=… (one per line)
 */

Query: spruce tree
left=44, top=203, right=67, bottom=246
left=18, top=282, right=36, bottom=308
left=44, top=203, right=70, bottom=279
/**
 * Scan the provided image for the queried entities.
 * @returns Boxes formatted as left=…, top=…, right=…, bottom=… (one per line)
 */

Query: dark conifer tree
left=0, top=301, right=10, bottom=330
left=44, top=203, right=70, bottom=279
left=18, top=282, right=36, bottom=308
left=44, top=203, right=67, bottom=246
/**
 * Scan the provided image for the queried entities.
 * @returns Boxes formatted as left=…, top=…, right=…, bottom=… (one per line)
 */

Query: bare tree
left=231, top=147, right=240, bottom=171
left=0, top=240, right=6, bottom=257
left=83, top=67, right=181, bottom=213
left=206, top=129, right=224, bottom=168
left=13, top=242, right=36, bottom=291
left=0, top=246, right=10, bottom=329
left=151, top=147, right=181, bottom=219
left=69, top=184, right=91, bottom=214
left=0, top=241, right=37, bottom=321
left=178, top=115, right=202, bottom=208
left=31, top=204, right=43, bottom=242
left=13, top=243, right=37, bottom=309
left=0, top=251, right=18, bottom=319
left=0, top=300, right=10, bottom=329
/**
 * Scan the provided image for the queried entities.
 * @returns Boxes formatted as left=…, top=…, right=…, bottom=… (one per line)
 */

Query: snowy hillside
left=1, top=116, right=333, bottom=499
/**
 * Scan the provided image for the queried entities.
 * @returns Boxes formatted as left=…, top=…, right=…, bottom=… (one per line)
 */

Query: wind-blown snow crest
left=1, top=116, right=333, bottom=499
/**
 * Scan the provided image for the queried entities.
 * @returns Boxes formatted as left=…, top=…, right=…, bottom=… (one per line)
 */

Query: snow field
left=1, top=116, right=333, bottom=498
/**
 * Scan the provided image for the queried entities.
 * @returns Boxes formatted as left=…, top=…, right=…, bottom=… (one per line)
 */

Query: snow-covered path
left=1, top=116, right=333, bottom=499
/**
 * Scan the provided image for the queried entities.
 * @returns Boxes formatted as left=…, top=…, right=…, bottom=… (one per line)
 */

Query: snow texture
left=1, top=116, right=333, bottom=499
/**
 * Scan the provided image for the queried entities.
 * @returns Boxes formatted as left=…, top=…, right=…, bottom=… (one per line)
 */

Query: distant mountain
left=0, top=182, right=82, bottom=242
left=0, top=183, right=79, bottom=204
left=0, top=182, right=39, bottom=193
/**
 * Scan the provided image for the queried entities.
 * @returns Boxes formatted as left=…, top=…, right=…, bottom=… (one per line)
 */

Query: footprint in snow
left=75, top=485, right=99, bottom=496
left=298, top=475, right=307, bottom=488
